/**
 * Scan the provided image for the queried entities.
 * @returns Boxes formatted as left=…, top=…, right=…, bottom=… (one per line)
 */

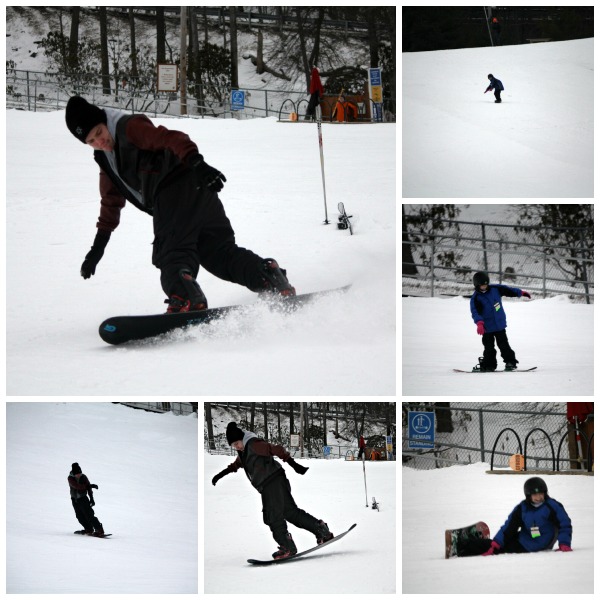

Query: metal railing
left=403, top=219, right=593, bottom=303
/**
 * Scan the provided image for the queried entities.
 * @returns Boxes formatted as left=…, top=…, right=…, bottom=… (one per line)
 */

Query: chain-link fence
left=401, top=402, right=583, bottom=470
left=402, top=218, right=594, bottom=303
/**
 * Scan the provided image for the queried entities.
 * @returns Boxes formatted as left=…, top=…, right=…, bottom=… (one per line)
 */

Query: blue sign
left=231, top=90, right=244, bottom=111
left=408, top=411, right=435, bottom=449
left=369, top=68, right=382, bottom=86
left=323, top=446, right=331, bottom=457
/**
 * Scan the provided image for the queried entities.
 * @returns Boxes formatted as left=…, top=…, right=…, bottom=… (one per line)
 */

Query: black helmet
left=488, top=74, right=493, bottom=79
left=473, top=271, right=490, bottom=288
left=524, top=477, right=548, bottom=496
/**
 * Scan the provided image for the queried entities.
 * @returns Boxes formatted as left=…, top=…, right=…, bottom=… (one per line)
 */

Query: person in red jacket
left=68, top=462, right=104, bottom=536
left=306, top=65, right=324, bottom=119
left=358, top=435, right=366, bottom=459
left=211, top=422, right=334, bottom=559
left=65, top=96, right=295, bottom=313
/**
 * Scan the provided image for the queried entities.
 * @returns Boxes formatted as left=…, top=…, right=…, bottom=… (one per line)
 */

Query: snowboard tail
left=247, top=523, right=356, bottom=565
left=445, top=521, right=489, bottom=559
left=99, top=285, right=351, bottom=345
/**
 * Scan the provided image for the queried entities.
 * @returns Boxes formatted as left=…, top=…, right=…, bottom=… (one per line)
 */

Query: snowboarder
left=211, top=422, right=334, bottom=560
left=484, top=74, right=504, bottom=103
left=456, top=477, right=573, bottom=557
left=65, top=96, right=295, bottom=314
left=68, top=462, right=105, bottom=536
left=470, top=271, right=530, bottom=371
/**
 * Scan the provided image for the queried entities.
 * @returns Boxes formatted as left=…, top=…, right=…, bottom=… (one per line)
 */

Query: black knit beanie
left=71, top=462, right=82, bottom=474
left=226, top=422, right=244, bottom=445
left=65, top=96, right=107, bottom=143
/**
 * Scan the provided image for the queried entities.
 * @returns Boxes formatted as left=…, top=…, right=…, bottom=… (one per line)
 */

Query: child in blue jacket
left=470, top=271, right=530, bottom=371
left=485, top=74, right=504, bottom=103
left=456, top=477, right=573, bottom=557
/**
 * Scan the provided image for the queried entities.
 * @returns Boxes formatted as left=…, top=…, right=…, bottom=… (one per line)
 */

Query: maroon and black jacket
left=93, top=113, right=200, bottom=234
left=68, top=472, right=94, bottom=501
left=227, top=438, right=293, bottom=493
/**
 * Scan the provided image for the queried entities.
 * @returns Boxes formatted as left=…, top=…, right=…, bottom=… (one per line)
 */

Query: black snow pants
left=151, top=170, right=266, bottom=300
left=457, top=535, right=527, bottom=557
left=481, top=329, right=517, bottom=369
left=72, top=496, right=102, bottom=531
left=261, top=473, right=320, bottom=546
left=494, top=89, right=502, bottom=102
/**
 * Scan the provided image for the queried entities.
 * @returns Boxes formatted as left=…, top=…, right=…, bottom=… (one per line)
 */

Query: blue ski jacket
left=470, top=284, right=523, bottom=332
left=493, top=497, right=572, bottom=552
left=486, top=76, right=504, bottom=92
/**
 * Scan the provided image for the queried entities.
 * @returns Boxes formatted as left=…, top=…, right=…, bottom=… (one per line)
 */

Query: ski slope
left=402, top=296, right=593, bottom=395
left=403, top=38, right=593, bottom=197
left=6, top=110, right=395, bottom=394
left=204, top=453, right=396, bottom=593
left=6, top=402, right=198, bottom=593
left=403, top=463, right=593, bottom=593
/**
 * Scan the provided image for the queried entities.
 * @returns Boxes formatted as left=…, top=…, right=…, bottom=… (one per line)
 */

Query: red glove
left=481, top=540, right=501, bottom=556
left=476, top=321, right=485, bottom=335
left=521, top=291, right=531, bottom=299
left=556, top=544, right=572, bottom=552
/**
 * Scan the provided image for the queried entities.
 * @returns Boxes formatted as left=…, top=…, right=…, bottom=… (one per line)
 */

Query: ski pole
left=362, top=453, right=368, bottom=507
left=316, top=104, right=330, bottom=224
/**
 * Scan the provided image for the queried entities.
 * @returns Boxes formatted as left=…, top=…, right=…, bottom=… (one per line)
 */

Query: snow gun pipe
left=362, top=454, right=368, bottom=507
left=316, top=104, right=329, bottom=224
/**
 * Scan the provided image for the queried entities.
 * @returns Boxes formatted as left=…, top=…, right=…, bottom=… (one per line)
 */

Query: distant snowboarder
left=211, top=422, right=334, bottom=560
left=68, top=462, right=105, bottom=536
left=484, top=74, right=504, bottom=103
left=470, top=271, right=531, bottom=372
left=454, top=477, right=573, bottom=557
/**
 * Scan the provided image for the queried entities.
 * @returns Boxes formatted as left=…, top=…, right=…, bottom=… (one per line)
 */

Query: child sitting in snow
left=470, top=271, right=530, bottom=372
left=457, top=477, right=573, bottom=557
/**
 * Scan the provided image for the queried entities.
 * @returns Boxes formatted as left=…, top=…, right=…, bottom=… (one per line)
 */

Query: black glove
left=188, top=153, right=226, bottom=193
left=287, top=457, right=309, bottom=475
left=212, top=467, right=230, bottom=486
left=90, top=484, right=98, bottom=490
left=89, top=495, right=95, bottom=507
left=81, top=230, right=111, bottom=279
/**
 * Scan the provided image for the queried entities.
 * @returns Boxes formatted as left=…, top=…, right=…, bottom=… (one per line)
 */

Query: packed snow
left=403, top=38, right=593, bottom=197
left=204, top=452, right=396, bottom=593
left=6, top=402, right=198, bottom=593
left=402, top=295, right=593, bottom=395
left=6, top=110, right=395, bottom=394
left=403, top=463, right=593, bottom=593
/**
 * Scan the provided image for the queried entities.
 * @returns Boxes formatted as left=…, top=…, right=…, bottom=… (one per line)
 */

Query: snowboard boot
left=257, top=258, right=296, bottom=297
left=74, top=529, right=93, bottom=535
left=93, top=525, right=105, bottom=537
left=272, top=532, right=297, bottom=560
left=504, top=362, right=518, bottom=371
left=315, top=520, right=334, bottom=545
left=165, top=269, right=208, bottom=313
left=472, top=356, right=496, bottom=372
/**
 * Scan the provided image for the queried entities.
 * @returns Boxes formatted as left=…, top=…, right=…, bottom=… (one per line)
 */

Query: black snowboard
left=453, top=367, right=537, bottom=373
left=247, top=523, right=356, bottom=565
left=99, top=285, right=351, bottom=345
left=74, top=531, right=112, bottom=538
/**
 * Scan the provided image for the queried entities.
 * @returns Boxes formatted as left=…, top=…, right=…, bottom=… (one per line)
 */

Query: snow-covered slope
left=204, top=452, right=396, bottom=593
left=403, top=463, right=593, bottom=593
left=402, top=296, right=593, bottom=395
left=7, top=110, right=395, bottom=394
left=6, top=403, right=198, bottom=593
left=403, top=39, right=593, bottom=197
